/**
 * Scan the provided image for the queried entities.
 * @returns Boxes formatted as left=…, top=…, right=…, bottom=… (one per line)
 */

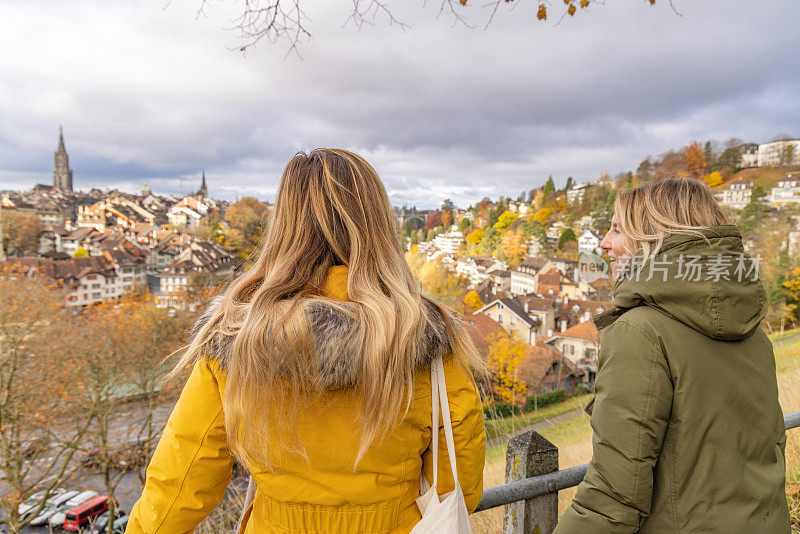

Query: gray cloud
left=0, top=0, right=798, bottom=208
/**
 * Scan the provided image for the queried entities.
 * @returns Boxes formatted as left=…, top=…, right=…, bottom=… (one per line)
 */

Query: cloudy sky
left=0, top=0, right=798, bottom=209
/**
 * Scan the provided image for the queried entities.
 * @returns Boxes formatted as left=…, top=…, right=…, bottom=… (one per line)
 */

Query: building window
left=565, top=377, right=571, bottom=390
left=510, top=315, right=516, bottom=325
left=498, top=314, right=503, bottom=324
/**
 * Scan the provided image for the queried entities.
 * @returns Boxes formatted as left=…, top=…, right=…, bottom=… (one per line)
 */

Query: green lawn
left=483, top=394, right=593, bottom=442
left=484, top=403, right=594, bottom=464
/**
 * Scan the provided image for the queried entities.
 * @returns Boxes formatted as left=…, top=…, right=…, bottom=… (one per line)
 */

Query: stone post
left=503, top=430, right=559, bottom=534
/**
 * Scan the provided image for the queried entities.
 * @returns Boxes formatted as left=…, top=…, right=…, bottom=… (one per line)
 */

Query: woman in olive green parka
left=554, top=177, right=790, bottom=533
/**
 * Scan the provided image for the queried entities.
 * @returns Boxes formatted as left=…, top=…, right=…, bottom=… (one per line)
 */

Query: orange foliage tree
left=0, top=263, right=93, bottom=533
left=685, top=141, right=708, bottom=177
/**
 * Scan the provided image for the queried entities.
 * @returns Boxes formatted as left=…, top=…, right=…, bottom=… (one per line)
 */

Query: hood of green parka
left=611, top=224, right=767, bottom=340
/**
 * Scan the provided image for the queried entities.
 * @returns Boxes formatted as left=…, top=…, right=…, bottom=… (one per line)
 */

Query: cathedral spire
left=57, top=125, right=66, bottom=153
left=197, top=169, right=208, bottom=197
left=53, top=126, right=73, bottom=192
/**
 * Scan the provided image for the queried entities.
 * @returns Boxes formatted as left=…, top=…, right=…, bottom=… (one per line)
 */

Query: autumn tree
left=493, top=210, right=517, bottom=231
left=654, top=149, right=689, bottom=179
left=424, top=210, right=442, bottom=232
left=441, top=209, right=453, bottom=229
left=224, top=197, right=269, bottom=261
left=486, top=331, right=528, bottom=407
left=635, top=158, right=654, bottom=184
left=782, top=266, right=800, bottom=327
left=0, top=210, right=43, bottom=257
left=417, top=259, right=469, bottom=308
left=0, top=264, right=93, bottom=533
left=704, top=171, right=724, bottom=188
left=501, top=229, right=527, bottom=267
left=463, top=290, right=483, bottom=313
left=685, top=141, right=708, bottom=176
left=465, top=228, right=484, bottom=245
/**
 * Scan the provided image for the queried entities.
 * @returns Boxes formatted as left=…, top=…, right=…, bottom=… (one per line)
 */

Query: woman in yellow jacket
left=126, top=149, right=487, bottom=534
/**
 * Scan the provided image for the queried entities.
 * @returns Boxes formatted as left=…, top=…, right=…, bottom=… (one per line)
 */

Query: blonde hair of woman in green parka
left=608, top=176, right=729, bottom=274
left=171, top=148, right=486, bottom=472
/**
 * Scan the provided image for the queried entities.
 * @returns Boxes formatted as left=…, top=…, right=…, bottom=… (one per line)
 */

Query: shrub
left=524, top=389, right=567, bottom=412
left=483, top=402, right=516, bottom=419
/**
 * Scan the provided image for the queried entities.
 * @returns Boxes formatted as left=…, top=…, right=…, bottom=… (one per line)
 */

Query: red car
left=62, top=495, right=109, bottom=531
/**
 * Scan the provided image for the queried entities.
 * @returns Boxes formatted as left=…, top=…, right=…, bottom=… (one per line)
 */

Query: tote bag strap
left=430, top=355, right=460, bottom=488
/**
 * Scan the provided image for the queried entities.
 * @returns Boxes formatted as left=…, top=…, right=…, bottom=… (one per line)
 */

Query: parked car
left=48, top=490, right=98, bottom=528
left=109, top=515, right=129, bottom=533
left=63, top=495, right=110, bottom=531
left=81, top=438, right=152, bottom=472
left=29, top=490, right=79, bottom=526
left=87, top=508, right=126, bottom=534
left=18, top=489, right=54, bottom=519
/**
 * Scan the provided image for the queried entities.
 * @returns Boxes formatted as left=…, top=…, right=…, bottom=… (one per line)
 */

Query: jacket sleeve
left=421, top=354, right=487, bottom=513
left=126, top=358, right=234, bottom=534
left=555, top=320, right=673, bottom=534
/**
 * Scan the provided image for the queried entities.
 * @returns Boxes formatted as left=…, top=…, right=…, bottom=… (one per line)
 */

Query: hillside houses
left=464, top=313, right=584, bottom=397
left=2, top=254, right=144, bottom=306
left=577, top=229, right=602, bottom=255
left=566, top=183, right=591, bottom=204
left=721, top=179, right=754, bottom=209
left=455, top=256, right=507, bottom=285
left=770, top=176, right=800, bottom=208
left=156, top=240, right=236, bottom=307
left=543, top=320, right=601, bottom=385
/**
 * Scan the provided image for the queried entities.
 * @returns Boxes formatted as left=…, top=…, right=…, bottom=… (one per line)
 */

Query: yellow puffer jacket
left=126, top=265, right=486, bottom=534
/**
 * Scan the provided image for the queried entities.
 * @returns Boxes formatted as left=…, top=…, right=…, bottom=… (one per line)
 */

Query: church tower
left=53, top=126, right=74, bottom=191
left=197, top=170, right=208, bottom=198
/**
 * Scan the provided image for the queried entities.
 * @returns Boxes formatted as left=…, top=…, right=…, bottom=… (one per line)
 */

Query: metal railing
left=475, top=410, right=800, bottom=533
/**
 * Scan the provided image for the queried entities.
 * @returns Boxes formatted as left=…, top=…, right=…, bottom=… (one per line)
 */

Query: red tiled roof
left=550, top=320, right=600, bottom=342
left=464, top=313, right=507, bottom=358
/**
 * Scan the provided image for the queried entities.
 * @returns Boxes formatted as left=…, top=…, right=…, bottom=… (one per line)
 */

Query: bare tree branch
left=345, top=0, right=412, bottom=31
left=186, top=0, right=681, bottom=56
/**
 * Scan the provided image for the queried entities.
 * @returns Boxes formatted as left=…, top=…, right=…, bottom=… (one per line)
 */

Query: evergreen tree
left=543, top=176, right=555, bottom=196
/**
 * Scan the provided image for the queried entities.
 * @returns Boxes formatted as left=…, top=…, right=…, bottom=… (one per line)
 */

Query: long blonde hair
left=173, top=148, right=483, bottom=470
left=615, top=176, right=729, bottom=264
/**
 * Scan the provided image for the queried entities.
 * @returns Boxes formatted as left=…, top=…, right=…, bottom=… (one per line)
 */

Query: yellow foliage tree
left=493, top=210, right=518, bottom=231
left=466, top=228, right=484, bottom=245
left=530, top=207, right=553, bottom=223
left=486, top=331, right=528, bottom=406
left=783, top=266, right=800, bottom=325
left=464, top=290, right=483, bottom=313
left=501, top=229, right=527, bottom=265
left=704, top=171, right=724, bottom=187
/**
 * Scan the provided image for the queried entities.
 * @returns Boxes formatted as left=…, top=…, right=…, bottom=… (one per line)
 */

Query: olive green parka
left=555, top=224, right=790, bottom=533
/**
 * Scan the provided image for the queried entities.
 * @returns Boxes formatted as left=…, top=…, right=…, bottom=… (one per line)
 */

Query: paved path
left=486, top=406, right=589, bottom=449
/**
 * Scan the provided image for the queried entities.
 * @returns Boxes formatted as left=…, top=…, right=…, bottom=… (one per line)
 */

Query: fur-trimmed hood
left=190, top=295, right=454, bottom=389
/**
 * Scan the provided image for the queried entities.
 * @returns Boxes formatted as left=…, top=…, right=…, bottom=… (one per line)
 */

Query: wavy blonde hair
left=614, top=176, right=729, bottom=265
left=172, top=148, right=483, bottom=471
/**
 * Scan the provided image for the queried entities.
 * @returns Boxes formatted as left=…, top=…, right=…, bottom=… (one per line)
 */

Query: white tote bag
left=410, top=355, right=474, bottom=534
